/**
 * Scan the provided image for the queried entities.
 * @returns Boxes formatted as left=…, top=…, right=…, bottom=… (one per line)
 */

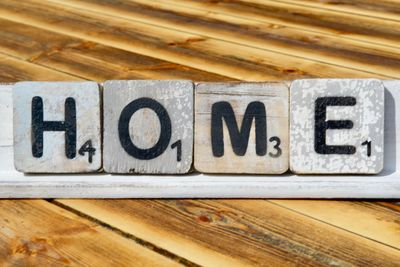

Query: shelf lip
left=0, top=159, right=399, bottom=198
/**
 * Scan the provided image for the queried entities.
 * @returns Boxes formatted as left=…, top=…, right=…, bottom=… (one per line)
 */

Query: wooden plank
left=270, top=200, right=400, bottom=249
left=0, top=18, right=231, bottom=82
left=378, top=201, right=400, bottom=213
left=56, top=199, right=400, bottom=266
left=275, top=0, right=400, bottom=22
left=0, top=200, right=182, bottom=266
left=0, top=53, right=78, bottom=82
left=162, top=0, right=400, bottom=49
left=53, top=0, right=400, bottom=78
left=0, top=0, right=389, bottom=80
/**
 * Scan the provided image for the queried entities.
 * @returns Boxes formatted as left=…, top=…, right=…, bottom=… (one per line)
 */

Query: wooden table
left=0, top=0, right=399, bottom=265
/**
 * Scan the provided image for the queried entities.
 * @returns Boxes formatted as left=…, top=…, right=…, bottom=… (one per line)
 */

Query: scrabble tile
left=13, top=82, right=102, bottom=173
left=194, top=82, right=289, bottom=174
left=103, top=80, right=193, bottom=174
left=290, top=79, right=384, bottom=174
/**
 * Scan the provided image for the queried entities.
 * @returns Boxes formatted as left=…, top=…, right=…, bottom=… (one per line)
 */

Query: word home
left=12, top=79, right=385, bottom=175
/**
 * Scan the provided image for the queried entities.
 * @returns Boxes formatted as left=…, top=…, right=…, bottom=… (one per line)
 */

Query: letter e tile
left=290, top=79, right=384, bottom=174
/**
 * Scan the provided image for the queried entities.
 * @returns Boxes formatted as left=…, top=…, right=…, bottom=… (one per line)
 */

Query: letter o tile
left=103, top=80, right=193, bottom=174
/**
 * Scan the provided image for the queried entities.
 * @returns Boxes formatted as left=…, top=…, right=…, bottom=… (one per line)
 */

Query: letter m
left=211, top=101, right=267, bottom=157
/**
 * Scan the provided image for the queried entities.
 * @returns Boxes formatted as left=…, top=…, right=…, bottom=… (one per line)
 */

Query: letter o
left=118, top=97, right=171, bottom=160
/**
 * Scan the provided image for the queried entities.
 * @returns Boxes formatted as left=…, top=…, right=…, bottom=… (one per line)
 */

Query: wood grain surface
left=0, top=200, right=181, bottom=266
left=0, top=0, right=399, bottom=266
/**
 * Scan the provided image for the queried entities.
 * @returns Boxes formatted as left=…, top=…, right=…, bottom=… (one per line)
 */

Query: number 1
left=361, top=140, right=371, bottom=157
left=171, top=140, right=182, bottom=162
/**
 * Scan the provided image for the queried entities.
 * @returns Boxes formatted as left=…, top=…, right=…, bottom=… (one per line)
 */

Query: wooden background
left=0, top=0, right=399, bottom=265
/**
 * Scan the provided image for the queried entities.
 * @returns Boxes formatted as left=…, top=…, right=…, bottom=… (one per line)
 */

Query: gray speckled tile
left=103, top=80, right=193, bottom=174
left=290, top=79, right=384, bottom=174
left=13, top=81, right=102, bottom=173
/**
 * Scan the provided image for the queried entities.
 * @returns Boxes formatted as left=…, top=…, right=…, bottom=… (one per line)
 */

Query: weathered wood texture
left=0, top=0, right=394, bottom=80
left=57, top=199, right=400, bottom=267
left=0, top=200, right=181, bottom=266
left=0, top=0, right=399, bottom=266
left=195, top=82, right=289, bottom=174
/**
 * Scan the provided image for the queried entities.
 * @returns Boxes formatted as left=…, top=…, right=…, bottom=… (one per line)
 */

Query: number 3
left=269, top=136, right=282, bottom=158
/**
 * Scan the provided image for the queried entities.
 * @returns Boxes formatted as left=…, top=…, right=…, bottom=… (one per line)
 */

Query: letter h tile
left=13, top=82, right=102, bottom=173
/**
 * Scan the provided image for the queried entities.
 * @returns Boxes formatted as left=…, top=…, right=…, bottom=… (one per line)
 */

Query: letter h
left=31, top=96, right=77, bottom=159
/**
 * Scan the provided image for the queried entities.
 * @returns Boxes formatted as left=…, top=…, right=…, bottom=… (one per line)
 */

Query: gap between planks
left=49, top=200, right=200, bottom=267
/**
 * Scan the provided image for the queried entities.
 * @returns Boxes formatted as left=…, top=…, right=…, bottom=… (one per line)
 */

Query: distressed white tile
left=13, top=82, right=102, bottom=173
left=194, top=82, right=289, bottom=174
left=103, top=80, right=193, bottom=174
left=290, top=79, right=384, bottom=174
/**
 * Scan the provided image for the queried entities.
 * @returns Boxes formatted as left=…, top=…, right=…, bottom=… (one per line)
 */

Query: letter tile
left=290, top=79, right=384, bottom=174
left=13, top=82, right=102, bottom=173
left=194, top=82, right=289, bottom=174
left=103, top=80, right=193, bottom=174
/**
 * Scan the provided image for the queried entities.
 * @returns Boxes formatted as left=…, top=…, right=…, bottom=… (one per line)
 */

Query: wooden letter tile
left=13, top=82, right=102, bottom=173
left=103, top=80, right=193, bottom=174
left=290, top=79, right=384, bottom=174
left=194, top=82, right=289, bottom=174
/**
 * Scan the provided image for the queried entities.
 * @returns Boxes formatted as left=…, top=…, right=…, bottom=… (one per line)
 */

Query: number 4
left=79, top=140, right=96, bottom=163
